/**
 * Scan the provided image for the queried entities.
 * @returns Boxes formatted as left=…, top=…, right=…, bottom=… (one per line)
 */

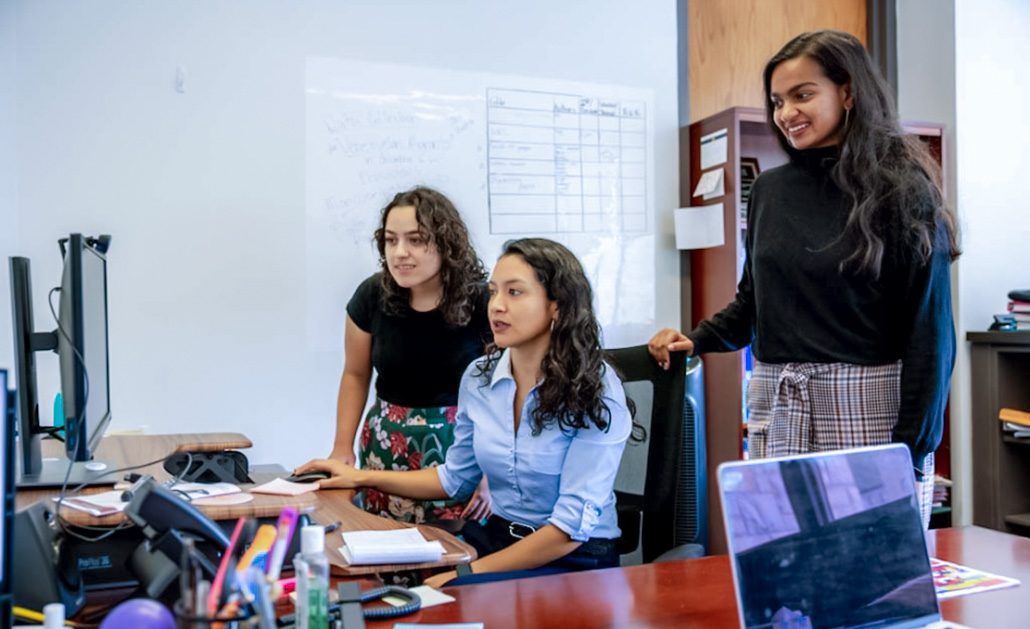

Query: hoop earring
left=844, top=108, right=851, bottom=129
left=550, top=320, right=555, bottom=332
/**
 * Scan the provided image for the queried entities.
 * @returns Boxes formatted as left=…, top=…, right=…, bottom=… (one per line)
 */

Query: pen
left=324, top=520, right=343, bottom=534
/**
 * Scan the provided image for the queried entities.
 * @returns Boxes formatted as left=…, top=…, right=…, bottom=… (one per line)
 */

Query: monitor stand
left=15, top=458, right=119, bottom=489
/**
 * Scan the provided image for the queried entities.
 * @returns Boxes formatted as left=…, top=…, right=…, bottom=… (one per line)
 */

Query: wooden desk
left=15, top=432, right=474, bottom=574
left=366, top=527, right=1029, bottom=628
left=16, top=432, right=317, bottom=523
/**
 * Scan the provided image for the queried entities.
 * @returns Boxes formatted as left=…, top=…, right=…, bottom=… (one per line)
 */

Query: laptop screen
left=719, top=445, right=939, bottom=629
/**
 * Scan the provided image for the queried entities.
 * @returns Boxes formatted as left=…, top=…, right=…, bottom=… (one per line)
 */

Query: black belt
left=487, top=514, right=537, bottom=539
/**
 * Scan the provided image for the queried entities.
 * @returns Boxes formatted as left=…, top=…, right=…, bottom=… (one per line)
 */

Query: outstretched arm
left=294, top=458, right=450, bottom=500
left=330, top=317, right=373, bottom=465
left=424, top=524, right=580, bottom=589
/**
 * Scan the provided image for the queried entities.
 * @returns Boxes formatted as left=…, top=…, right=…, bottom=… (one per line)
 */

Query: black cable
left=276, top=585, right=422, bottom=627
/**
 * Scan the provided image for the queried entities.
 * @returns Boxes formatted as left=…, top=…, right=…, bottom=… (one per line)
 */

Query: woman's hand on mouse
left=294, top=458, right=362, bottom=489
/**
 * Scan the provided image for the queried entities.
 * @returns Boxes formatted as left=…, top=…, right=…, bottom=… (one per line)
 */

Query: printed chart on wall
left=305, top=57, right=656, bottom=351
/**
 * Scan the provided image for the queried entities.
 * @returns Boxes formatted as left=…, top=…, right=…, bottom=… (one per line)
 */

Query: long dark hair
left=477, top=238, right=611, bottom=435
left=373, top=187, right=486, bottom=327
left=763, top=30, right=960, bottom=277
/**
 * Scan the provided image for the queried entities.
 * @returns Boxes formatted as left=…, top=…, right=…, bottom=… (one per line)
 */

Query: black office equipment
left=164, top=450, right=252, bottom=484
left=9, top=233, right=116, bottom=488
left=11, top=503, right=85, bottom=616
left=123, top=477, right=230, bottom=599
left=605, top=345, right=707, bottom=562
left=1, top=370, right=14, bottom=628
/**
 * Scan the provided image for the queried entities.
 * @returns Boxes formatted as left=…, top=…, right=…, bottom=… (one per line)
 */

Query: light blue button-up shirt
left=437, top=349, right=631, bottom=542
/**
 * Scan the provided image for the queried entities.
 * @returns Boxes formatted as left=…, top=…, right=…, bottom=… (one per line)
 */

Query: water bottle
left=294, top=525, right=330, bottom=629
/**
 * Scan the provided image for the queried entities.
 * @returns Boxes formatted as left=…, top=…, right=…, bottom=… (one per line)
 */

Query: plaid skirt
left=358, top=397, right=466, bottom=524
left=747, top=359, right=935, bottom=529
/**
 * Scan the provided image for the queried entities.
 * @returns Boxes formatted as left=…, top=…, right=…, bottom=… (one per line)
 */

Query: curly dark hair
left=763, top=30, right=960, bottom=277
left=476, top=238, right=612, bottom=436
left=373, top=187, right=486, bottom=327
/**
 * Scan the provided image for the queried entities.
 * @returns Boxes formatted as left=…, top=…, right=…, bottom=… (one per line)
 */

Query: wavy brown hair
left=763, top=30, right=960, bottom=277
left=373, top=187, right=486, bottom=327
left=476, top=238, right=612, bottom=435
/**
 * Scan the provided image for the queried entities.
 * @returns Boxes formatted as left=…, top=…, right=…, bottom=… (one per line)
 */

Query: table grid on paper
left=486, top=88, right=647, bottom=234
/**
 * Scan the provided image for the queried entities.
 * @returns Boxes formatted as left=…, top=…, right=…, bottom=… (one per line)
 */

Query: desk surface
left=366, top=526, right=1029, bottom=628
left=16, top=432, right=474, bottom=574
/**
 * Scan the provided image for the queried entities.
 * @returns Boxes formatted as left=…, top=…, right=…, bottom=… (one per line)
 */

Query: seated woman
left=296, top=238, right=632, bottom=587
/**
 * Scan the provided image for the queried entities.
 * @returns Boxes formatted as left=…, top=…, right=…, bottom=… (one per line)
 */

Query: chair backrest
left=605, top=345, right=706, bottom=562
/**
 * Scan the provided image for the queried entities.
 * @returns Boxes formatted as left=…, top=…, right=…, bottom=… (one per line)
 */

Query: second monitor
left=9, top=233, right=115, bottom=488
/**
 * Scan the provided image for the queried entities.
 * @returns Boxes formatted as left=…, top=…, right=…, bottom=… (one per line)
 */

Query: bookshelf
left=683, top=107, right=950, bottom=552
left=967, top=331, right=1030, bottom=535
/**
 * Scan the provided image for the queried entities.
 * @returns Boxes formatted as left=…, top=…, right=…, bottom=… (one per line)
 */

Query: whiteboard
left=305, top=58, right=656, bottom=350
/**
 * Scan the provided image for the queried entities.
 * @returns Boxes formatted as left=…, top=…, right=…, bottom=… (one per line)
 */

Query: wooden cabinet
left=968, top=331, right=1030, bottom=534
left=683, top=106, right=949, bottom=552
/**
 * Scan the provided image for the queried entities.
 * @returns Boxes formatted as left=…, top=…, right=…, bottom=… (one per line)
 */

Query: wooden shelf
left=1004, top=513, right=1030, bottom=529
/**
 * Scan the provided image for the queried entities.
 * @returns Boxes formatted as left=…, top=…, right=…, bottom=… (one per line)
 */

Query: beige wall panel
left=688, top=0, right=866, bottom=122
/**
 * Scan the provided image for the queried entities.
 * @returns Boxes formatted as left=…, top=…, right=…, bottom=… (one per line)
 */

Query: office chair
left=605, top=344, right=706, bottom=563
left=443, top=346, right=706, bottom=587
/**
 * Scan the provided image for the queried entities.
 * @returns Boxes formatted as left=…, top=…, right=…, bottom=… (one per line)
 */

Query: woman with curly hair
left=649, top=30, right=959, bottom=527
left=299, top=238, right=632, bottom=586
left=327, top=187, right=492, bottom=525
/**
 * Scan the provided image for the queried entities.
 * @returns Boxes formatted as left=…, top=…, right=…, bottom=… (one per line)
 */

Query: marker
left=236, top=524, right=278, bottom=575
left=266, top=506, right=299, bottom=581
left=208, top=518, right=247, bottom=616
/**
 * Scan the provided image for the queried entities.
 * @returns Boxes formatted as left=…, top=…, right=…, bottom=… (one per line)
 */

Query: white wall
left=953, top=0, right=1030, bottom=521
left=900, top=0, right=1030, bottom=525
left=0, top=0, right=680, bottom=468
left=895, top=0, right=967, bottom=523
left=0, top=0, right=17, bottom=369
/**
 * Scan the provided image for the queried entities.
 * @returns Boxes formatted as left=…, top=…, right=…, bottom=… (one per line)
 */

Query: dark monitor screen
left=8, top=233, right=115, bottom=488
left=59, top=234, right=112, bottom=460
left=719, top=445, right=938, bottom=629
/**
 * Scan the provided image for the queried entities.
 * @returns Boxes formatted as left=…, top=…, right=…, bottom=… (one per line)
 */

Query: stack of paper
left=250, top=478, right=321, bottom=496
left=53, top=490, right=128, bottom=516
left=340, top=528, right=445, bottom=565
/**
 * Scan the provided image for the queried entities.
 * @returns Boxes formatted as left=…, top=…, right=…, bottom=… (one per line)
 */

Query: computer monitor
left=1, top=369, right=14, bottom=627
left=9, top=233, right=115, bottom=488
left=58, top=233, right=113, bottom=462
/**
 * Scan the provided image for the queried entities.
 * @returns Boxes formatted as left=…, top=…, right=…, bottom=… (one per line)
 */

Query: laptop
left=717, top=444, right=973, bottom=629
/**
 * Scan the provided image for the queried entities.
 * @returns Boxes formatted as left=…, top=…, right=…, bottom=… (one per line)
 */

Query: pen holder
left=172, top=599, right=260, bottom=629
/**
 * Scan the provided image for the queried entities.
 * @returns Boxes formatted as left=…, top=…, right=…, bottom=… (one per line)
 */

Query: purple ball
left=99, top=598, right=175, bottom=629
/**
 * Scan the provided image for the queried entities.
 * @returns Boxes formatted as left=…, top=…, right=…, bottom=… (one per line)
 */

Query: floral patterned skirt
left=358, top=397, right=465, bottom=524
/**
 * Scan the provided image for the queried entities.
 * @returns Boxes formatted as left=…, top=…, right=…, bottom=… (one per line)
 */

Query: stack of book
left=1008, top=294, right=1030, bottom=330
left=932, top=475, right=953, bottom=509
left=998, top=407, right=1030, bottom=440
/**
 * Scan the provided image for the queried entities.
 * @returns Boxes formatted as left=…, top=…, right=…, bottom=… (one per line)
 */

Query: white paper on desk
left=167, top=481, right=241, bottom=500
left=384, top=585, right=455, bottom=608
left=340, top=528, right=445, bottom=565
left=53, top=490, right=128, bottom=516
left=249, top=477, right=320, bottom=496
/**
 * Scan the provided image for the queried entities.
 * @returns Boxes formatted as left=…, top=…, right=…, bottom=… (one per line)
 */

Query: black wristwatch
left=455, top=563, right=474, bottom=577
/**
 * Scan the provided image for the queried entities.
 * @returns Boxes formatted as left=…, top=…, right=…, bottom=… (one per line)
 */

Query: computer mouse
left=285, top=470, right=332, bottom=484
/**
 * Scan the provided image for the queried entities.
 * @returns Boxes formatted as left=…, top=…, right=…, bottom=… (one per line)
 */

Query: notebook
left=717, top=444, right=974, bottom=629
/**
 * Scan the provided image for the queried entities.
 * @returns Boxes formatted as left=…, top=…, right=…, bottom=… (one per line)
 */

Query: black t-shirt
left=346, top=273, right=491, bottom=408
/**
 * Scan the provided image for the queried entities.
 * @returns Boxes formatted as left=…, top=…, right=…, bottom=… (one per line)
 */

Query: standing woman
left=331, top=187, right=492, bottom=525
left=649, top=30, right=959, bottom=526
left=300, top=238, right=632, bottom=586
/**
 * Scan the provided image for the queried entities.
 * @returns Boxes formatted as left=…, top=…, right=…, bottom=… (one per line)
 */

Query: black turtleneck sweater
left=689, top=146, right=955, bottom=476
